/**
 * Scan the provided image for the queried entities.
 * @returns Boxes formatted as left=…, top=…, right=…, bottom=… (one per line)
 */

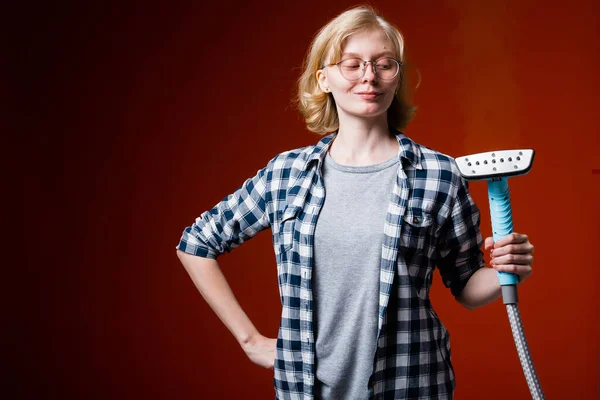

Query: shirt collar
left=306, top=128, right=422, bottom=171
left=395, top=129, right=423, bottom=170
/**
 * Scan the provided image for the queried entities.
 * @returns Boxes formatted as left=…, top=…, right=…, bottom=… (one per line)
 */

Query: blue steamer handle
left=487, top=177, right=519, bottom=286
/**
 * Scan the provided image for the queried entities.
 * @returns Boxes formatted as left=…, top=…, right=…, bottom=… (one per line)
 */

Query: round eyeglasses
left=323, top=57, right=402, bottom=81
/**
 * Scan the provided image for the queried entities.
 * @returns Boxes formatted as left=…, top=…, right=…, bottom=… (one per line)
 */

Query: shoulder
left=415, top=142, right=463, bottom=185
left=268, top=146, right=313, bottom=172
left=265, top=134, right=334, bottom=175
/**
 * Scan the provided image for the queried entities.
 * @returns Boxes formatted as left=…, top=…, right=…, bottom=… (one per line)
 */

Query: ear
left=316, top=69, right=329, bottom=93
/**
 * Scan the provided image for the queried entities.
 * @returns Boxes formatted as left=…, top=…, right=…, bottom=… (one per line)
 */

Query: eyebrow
left=342, top=51, right=396, bottom=59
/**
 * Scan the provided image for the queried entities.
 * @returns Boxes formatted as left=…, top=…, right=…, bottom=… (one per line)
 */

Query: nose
left=362, top=61, right=378, bottom=83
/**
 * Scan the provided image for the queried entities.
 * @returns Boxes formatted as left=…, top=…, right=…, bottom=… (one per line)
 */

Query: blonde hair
left=297, top=5, right=416, bottom=134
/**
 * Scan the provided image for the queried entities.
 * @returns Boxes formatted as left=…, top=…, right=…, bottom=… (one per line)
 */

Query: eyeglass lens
left=338, top=58, right=399, bottom=80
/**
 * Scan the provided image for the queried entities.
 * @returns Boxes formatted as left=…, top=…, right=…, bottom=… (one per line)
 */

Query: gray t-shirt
left=313, top=152, right=400, bottom=399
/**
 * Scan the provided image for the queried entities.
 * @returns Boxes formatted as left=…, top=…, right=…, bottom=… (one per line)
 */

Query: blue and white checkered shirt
left=177, top=130, right=484, bottom=399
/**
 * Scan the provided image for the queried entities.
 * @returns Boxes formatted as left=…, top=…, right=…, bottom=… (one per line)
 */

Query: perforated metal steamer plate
left=455, top=149, right=535, bottom=180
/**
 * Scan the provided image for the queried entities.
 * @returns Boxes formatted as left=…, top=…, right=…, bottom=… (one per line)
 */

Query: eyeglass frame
left=321, top=57, right=403, bottom=81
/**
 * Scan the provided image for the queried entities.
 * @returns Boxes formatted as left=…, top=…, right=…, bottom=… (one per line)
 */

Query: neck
left=329, top=113, right=398, bottom=166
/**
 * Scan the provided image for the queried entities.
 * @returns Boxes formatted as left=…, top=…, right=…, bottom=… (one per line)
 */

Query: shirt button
left=413, top=217, right=419, bottom=224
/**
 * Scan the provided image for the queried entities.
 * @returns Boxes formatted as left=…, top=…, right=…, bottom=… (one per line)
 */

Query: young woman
left=176, top=6, right=534, bottom=400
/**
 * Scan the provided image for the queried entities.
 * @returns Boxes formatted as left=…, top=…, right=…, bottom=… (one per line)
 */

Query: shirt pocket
left=400, top=208, right=435, bottom=253
left=278, top=204, right=301, bottom=253
left=400, top=208, right=436, bottom=298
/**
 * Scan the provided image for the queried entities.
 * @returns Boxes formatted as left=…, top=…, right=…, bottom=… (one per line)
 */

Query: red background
left=18, top=0, right=599, bottom=399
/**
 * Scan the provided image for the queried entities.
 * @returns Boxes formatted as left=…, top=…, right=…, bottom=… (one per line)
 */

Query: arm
left=455, top=267, right=501, bottom=310
left=177, top=251, right=275, bottom=368
left=456, top=233, right=535, bottom=310
left=176, top=160, right=277, bottom=368
left=436, top=174, right=531, bottom=308
left=436, top=176, right=488, bottom=301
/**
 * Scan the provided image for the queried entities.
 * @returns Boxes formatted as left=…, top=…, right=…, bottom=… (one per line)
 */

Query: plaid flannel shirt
left=177, top=130, right=484, bottom=399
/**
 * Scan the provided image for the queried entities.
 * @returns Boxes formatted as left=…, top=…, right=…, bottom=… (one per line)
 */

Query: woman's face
left=317, top=29, right=400, bottom=123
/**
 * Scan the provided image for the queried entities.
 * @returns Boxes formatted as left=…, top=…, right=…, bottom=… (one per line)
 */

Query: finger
left=490, top=243, right=535, bottom=257
left=490, top=253, right=534, bottom=266
left=484, top=237, right=495, bottom=250
left=492, top=263, right=533, bottom=277
left=493, top=233, right=529, bottom=248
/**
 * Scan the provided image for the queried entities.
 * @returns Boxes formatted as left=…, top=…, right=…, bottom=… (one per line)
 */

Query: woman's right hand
left=241, top=334, right=277, bottom=369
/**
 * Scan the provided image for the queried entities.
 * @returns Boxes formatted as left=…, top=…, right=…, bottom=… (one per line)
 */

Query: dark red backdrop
left=18, top=1, right=599, bottom=399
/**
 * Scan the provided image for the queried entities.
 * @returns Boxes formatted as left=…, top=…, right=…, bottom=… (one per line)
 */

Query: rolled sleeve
left=176, top=164, right=271, bottom=259
left=436, top=178, right=485, bottom=296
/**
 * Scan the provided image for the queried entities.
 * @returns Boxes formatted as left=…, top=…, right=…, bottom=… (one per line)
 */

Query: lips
left=355, top=91, right=382, bottom=100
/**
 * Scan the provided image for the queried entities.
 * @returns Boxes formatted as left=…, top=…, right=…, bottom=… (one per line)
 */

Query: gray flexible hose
left=506, top=304, right=545, bottom=399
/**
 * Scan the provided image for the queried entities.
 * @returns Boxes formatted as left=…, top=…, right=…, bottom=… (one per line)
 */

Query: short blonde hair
left=297, top=6, right=416, bottom=134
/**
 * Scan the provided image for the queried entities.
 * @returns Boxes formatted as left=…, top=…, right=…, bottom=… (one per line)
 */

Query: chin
left=349, top=104, right=389, bottom=119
